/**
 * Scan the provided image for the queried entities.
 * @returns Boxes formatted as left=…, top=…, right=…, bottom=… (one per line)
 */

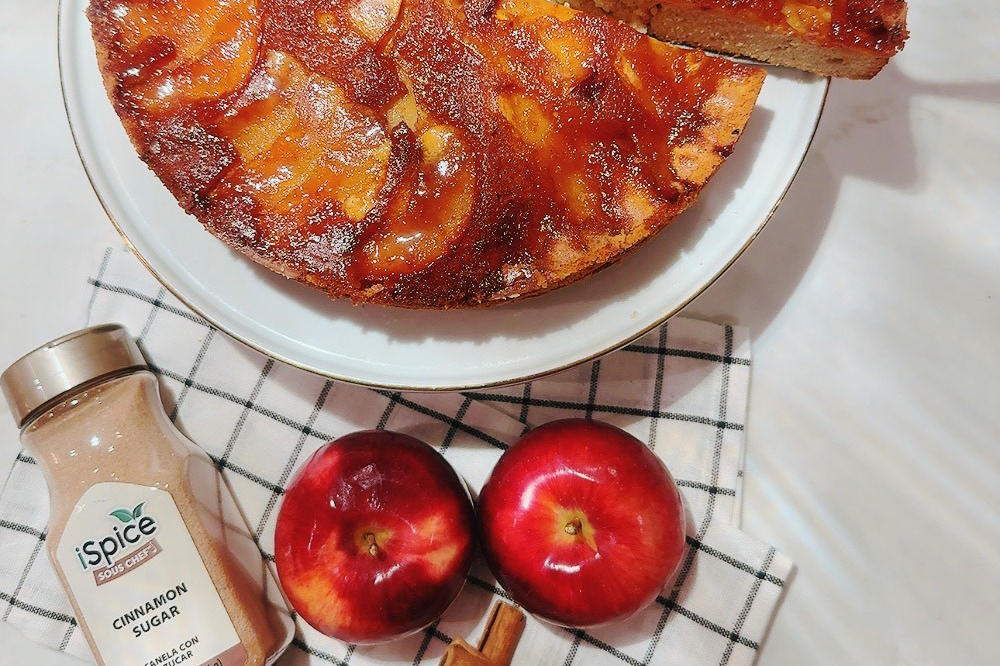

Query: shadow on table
left=685, top=61, right=1000, bottom=337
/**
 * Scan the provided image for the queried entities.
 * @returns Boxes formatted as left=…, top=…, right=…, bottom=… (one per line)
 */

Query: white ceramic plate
left=59, top=0, right=828, bottom=390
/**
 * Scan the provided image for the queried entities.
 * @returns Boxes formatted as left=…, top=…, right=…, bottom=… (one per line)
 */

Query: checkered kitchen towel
left=0, top=246, right=792, bottom=666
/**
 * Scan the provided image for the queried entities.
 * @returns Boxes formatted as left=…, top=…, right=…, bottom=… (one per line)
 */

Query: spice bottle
left=0, top=325, right=293, bottom=666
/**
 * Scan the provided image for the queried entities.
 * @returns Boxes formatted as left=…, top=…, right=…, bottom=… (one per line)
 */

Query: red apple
left=275, top=430, right=475, bottom=643
left=477, top=418, right=686, bottom=627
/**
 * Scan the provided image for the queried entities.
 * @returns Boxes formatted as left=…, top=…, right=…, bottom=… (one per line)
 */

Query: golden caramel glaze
left=687, top=0, right=908, bottom=52
left=88, top=0, right=764, bottom=308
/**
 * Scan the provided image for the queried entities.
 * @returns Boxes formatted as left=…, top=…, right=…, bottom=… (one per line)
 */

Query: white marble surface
left=0, top=1, right=997, bottom=665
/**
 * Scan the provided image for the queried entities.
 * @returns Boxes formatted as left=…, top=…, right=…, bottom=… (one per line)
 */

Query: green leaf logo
left=110, top=509, right=134, bottom=523
left=110, top=503, right=146, bottom=523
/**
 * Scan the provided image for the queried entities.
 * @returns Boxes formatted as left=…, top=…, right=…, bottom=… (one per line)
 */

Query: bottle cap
left=0, top=324, right=146, bottom=428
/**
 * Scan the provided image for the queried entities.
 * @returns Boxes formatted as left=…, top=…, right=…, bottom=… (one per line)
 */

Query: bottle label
left=56, top=482, right=246, bottom=666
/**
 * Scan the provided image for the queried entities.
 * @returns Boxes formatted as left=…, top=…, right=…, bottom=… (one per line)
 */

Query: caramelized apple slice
left=145, top=21, right=259, bottom=112
left=494, top=0, right=576, bottom=24
left=497, top=93, right=554, bottom=148
left=538, top=26, right=594, bottom=90
left=361, top=125, right=476, bottom=275
left=94, top=0, right=247, bottom=55
left=781, top=1, right=833, bottom=38
left=94, top=0, right=259, bottom=112
left=492, top=0, right=594, bottom=91
left=553, top=168, right=600, bottom=220
left=318, top=0, right=402, bottom=43
left=216, top=52, right=391, bottom=224
left=219, top=51, right=305, bottom=161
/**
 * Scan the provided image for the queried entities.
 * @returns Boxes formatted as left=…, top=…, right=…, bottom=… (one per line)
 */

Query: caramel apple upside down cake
left=87, top=0, right=904, bottom=308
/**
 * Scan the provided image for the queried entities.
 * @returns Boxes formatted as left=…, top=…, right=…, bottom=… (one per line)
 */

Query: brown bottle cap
left=1, top=324, right=146, bottom=428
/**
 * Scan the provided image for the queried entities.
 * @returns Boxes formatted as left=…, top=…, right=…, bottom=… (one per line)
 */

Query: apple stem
left=364, top=532, right=379, bottom=556
left=564, top=518, right=583, bottom=536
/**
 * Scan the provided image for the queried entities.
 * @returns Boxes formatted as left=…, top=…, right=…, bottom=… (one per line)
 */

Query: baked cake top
left=88, top=0, right=764, bottom=308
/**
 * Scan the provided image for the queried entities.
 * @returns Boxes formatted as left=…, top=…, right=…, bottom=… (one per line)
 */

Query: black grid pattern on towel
left=0, top=249, right=789, bottom=666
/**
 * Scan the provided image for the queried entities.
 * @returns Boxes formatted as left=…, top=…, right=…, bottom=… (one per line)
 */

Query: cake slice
left=567, top=0, right=908, bottom=79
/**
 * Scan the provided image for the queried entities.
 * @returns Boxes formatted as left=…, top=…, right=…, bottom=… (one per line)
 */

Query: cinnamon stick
left=477, top=602, right=526, bottom=666
left=440, top=638, right=494, bottom=666
left=439, top=602, right=526, bottom=666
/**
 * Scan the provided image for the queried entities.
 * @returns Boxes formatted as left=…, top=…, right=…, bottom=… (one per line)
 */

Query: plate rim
left=57, top=0, right=830, bottom=392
